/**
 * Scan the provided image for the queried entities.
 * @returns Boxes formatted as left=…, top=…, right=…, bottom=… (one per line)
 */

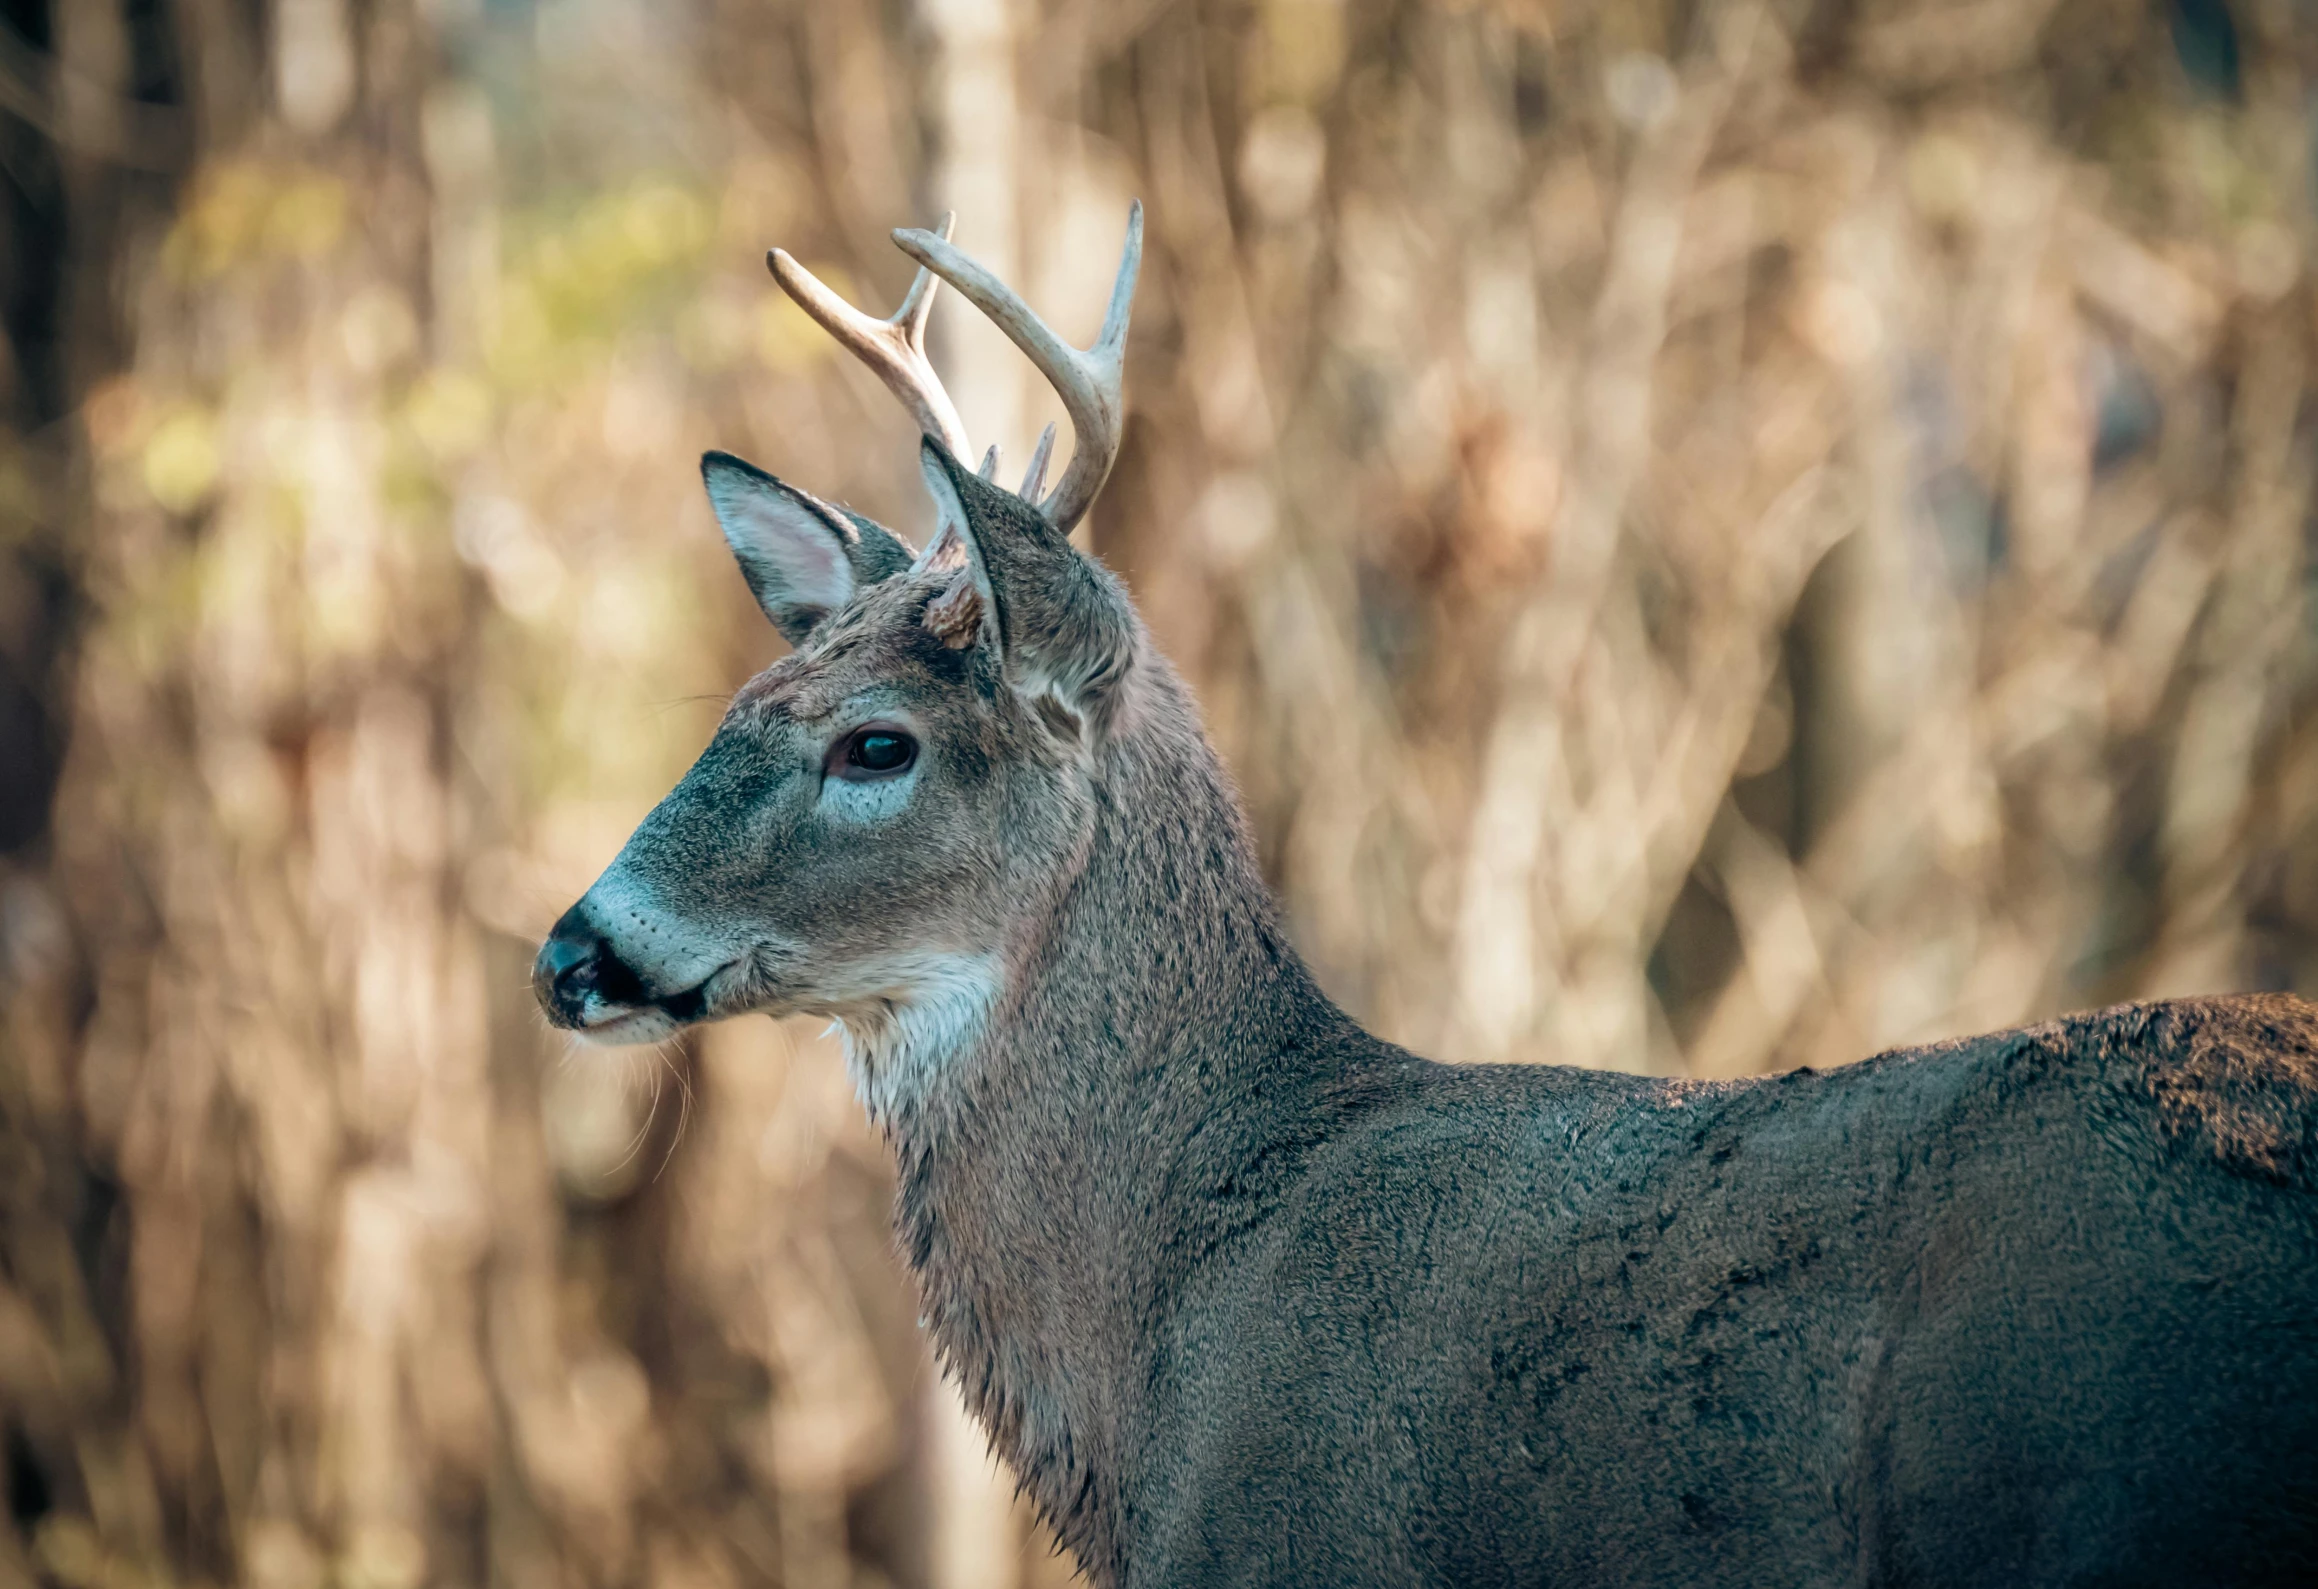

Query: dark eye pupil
left=850, top=732, right=910, bottom=772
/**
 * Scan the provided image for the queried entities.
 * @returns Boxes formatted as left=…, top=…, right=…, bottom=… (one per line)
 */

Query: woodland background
left=3, top=0, right=2316, bottom=1585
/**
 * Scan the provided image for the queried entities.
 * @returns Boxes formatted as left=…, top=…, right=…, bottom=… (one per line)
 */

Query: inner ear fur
left=703, top=450, right=915, bottom=646
left=924, top=571, right=984, bottom=649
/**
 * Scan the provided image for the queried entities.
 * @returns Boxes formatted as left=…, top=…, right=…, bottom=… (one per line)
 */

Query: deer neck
left=869, top=661, right=1379, bottom=1573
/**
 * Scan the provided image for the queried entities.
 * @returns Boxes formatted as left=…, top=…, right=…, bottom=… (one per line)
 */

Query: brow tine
left=767, top=212, right=972, bottom=460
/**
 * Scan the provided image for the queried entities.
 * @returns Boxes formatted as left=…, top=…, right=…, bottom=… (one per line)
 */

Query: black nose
left=533, top=904, right=647, bottom=1027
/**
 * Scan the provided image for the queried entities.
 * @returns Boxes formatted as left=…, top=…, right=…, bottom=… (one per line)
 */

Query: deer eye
left=833, top=725, right=917, bottom=781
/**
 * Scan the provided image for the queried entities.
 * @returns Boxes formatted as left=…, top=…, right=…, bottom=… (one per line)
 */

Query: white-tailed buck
left=535, top=204, right=2318, bottom=1586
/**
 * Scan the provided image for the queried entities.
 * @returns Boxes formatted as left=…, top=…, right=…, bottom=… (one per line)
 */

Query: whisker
left=647, top=692, right=740, bottom=717
left=605, top=1052, right=662, bottom=1176
left=651, top=1039, right=695, bottom=1183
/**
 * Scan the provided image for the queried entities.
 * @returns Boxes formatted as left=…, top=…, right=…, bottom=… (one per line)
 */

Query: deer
left=533, top=202, right=2318, bottom=1587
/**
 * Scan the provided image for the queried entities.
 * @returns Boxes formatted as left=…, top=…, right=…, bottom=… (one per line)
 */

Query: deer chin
left=567, top=1002, right=685, bottom=1048
left=809, top=950, right=1005, bottom=1123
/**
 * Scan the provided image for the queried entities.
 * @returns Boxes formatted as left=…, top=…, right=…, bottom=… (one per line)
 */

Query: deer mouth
left=534, top=903, right=745, bottom=1041
left=556, top=970, right=724, bottom=1045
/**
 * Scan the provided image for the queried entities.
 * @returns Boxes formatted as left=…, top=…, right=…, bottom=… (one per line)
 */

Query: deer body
left=885, top=646, right=2318, bottom=1587
left=535, top=206, right=2318, bottom=1586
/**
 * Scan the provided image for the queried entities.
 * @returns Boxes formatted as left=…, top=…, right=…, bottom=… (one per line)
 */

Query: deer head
left=532, top=205, right=1145, bottom=1121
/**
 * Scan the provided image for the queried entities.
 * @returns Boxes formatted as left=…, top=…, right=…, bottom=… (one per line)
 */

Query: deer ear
left=702, top=452, right=914, bottom=646
left=917, top=438, right=1135, bottom=728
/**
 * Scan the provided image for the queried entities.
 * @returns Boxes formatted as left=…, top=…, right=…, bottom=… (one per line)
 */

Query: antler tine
left=978, top=445, right=1001, bottom=480
left=893, top=199, right=1143, bottom=535
left=1019, top=423, right=1056, bottom=502
left=767, top=212, right=972, bottom=460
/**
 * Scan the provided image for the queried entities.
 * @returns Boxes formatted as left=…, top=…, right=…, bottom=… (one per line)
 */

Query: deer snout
left=534, top=903, right=648, bottom=1028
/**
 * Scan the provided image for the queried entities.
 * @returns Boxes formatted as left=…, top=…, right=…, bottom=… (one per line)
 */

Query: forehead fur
left=727, top=566, right=986, bottom=726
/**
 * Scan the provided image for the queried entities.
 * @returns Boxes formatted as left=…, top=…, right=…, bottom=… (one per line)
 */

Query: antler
left=767, top=214, right=973, bottom=462
left=766, top=205, right=1142, bottom=542
left=1019, top=423, right=1056, bottom=502
left=893, top=200, right=1142, bottom=536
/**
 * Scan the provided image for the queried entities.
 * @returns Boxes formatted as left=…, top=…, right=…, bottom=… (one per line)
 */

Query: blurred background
left=2, top=0, right=2316, bottom=1584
